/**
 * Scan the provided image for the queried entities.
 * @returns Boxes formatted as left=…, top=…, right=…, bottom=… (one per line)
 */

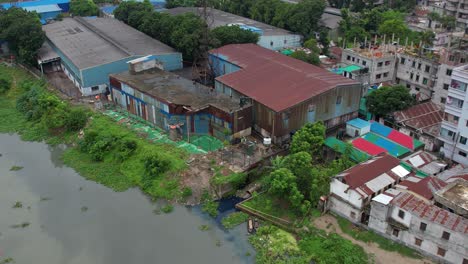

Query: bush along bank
left=0, top=65, right=188, bottom=201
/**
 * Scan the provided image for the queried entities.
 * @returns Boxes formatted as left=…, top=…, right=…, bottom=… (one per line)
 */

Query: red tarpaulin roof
left=210, top=44, right=359, bottom=112
left=388, top=130, right=414, bottom=150
left=352, top=138, right=387, bottom=155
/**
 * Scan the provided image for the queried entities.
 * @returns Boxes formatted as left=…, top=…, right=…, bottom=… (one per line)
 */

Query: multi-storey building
left=428, top=0, right=468, bottom=30
left=439, top=64, right=468, bottom=166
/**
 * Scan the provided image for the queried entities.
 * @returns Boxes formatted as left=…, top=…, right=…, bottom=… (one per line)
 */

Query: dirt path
left=313, top=215, right=433, bottom=264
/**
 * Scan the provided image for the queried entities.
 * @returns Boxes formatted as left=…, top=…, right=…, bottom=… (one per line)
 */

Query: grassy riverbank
left=0, top=65, right=188, bottom=200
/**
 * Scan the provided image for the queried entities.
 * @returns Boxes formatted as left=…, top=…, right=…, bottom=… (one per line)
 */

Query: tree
left=249, top=0, right=280, bottom=25
left=69, top=0, right=99, bottom=16
left=283, top=151, right=313, bottom=198
left=0, top=77, right=11, bottom=94
left=286, top=0, right=326, bottom=38
left=165, top=0, right=198, bottom=8
left=169, top=13, right=205, bottom=61
left=290, top=121, right=326, bottom=158
left=303, top=38, right=320, bottom=54
left=366, top=85, right=415, bottom=117
left=114, top=0, right=153, bottom=24
left=378, top=19, right=410, bottom=39
left=290, top=50, right=320, bottom=65
left=210, top=25, right=259, bottom=47
left=0, top=7, right=45, bottom=64
left=267, top=168, right=304, bottom=211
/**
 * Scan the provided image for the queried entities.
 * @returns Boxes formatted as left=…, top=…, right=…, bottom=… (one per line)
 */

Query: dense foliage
left=0, top=7, right=45, bottom=64
left=221, top=212, right=249, bottom=229
left=366, top=85, right=415, bottom=117
left=69, top=0, right=99, bottom=16
left=0, top=77, right=11, bottom=94
left=210, top=25, right=259, bottom=47
left=249, top=225, right=369, bottom=264
left=264, top=122, right=355, bottom=215
left=329, top=0, right=415, bottom=12
left=290, top=50, right=320, bottom=66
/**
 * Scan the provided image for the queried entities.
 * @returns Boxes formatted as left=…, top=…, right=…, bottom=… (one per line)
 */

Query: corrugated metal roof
left=398, top=176, right=447, bottom=200
left=324, top=137, right=369, bottom=162
left=391, top=192, right=467, bottom=233
left=23, top=4, right=61, bottom=13
left=393, top=102, right=443, bottom=137
left=347, top=118, right=370, bottom=129
left=372, top=193, right=394, bottom=205
left=1, top=0, right=68, bottom=9
left=211, top=44, right=359, bottom=112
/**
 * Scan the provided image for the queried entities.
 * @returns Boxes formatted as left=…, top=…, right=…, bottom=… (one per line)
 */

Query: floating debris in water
left=198, top=225, right=210, bottom=231
left=12, top=201, right=22, bottom=209
left=10, top=222, right=30, bottom=229
left=215, top=239, right=222, bottom=247
left=0, top=257, right=15, bottom=264
left=152, top=209, right=161, bottom=215
left=81, top=206, right=88, bottom=212
left=40, top=197, right=52, bottom=202
left=79, top=187, right=83, bottom=191
left=9, top=166, right=23, bottom=171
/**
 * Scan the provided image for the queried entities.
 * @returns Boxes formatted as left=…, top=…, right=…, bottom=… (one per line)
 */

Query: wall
left=40, top=10, right=61, bottom=22
left=48, top=39, right=82, bottom=87
left=257, top=34, right=302, bottom=51
left=368, top=201, right=390, bottom=233
left=342, top=49, right=396, bottom=85
left=329, top=195, right=362, bottom=224
left=330, top=179, right=364, bottom=209
left=434, top=63, right=455, bottom=106
left=209, top=54, right=241, bottom=77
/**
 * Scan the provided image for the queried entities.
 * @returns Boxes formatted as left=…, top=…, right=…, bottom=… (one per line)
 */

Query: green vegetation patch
left=221, top=212, right=249, bottom=229
left=242, top=193, right=298, bottom=221
left=336, top=216, right=422, bottom=259
left=202, top=200, right=219, bottom=218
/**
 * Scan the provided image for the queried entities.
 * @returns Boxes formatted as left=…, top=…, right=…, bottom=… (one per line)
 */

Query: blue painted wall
left=209, top=54, right=241, bottom=77
left=47, top=39, right=82, bottom=85
left=1, top=0, right=69, bottom=11
left=40, top=10, right=61, bottom=21
left=82, top=53, right=182, bottom=88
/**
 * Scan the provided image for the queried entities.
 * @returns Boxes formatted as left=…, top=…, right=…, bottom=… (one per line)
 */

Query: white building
left=329, top=153, right=411, bottom=224
left=439, top=64, right=468, bottom=166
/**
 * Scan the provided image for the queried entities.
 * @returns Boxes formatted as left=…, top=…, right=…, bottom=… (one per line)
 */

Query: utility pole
left=192, top=0, right=214, bottom=86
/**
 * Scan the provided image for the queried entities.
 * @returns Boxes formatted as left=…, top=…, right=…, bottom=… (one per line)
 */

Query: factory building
left=41, top=17, right=182, bottom=96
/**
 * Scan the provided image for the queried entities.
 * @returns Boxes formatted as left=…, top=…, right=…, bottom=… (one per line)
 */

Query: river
left=0, top=133, right=255, bottom=264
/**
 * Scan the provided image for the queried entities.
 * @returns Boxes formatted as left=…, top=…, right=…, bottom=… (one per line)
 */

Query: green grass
left=242, top=193, right=298, bottom=221
left=0, top=65, right=189, bottom=201
left=336, top=215, right=422, bottom=259
left=221, top=211, right=249, bottom=229
left=202, top=200, right=219, bottom=217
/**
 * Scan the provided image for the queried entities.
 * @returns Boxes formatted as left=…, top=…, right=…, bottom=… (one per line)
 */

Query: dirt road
left=313, top=215, right=433, bottom=264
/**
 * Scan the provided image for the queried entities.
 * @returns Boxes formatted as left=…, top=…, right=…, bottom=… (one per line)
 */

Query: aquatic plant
left=221, top=212, right=249, bottom=229
left=10, top=166, right=23, bottom=171
left=161, top=204, right=174, bottom=214
left=12, top=201, right=23, bottom=208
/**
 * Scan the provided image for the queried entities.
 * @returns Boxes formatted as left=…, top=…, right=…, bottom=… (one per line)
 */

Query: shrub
left=181, top=187, right=192, bottom=198
left=0, top=78, right=11, bottom=94
left=65, top=108, right=88, bottom=132
left=161, top=204, right=174, bottom=214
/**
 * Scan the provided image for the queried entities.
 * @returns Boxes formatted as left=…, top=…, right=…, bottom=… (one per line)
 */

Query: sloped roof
left=210, top=44, right=359, bottom=112
left=347, top=118, right=370, bottom=129
left=393, top=102, right=443, bottom=137
left=337, top=153, right=403, bottom=196
left=23, top=4, right=61, bottom=12
left=391, top=192, right=467, bottom=233
left=398, top=176, right=447, bottom=200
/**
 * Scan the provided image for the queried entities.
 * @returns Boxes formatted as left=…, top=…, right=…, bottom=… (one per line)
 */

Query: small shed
left=346, top=118, right=370, bottom=137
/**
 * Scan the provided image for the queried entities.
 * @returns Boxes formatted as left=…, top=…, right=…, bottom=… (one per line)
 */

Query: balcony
left=445, top=4, right=458, bottom=11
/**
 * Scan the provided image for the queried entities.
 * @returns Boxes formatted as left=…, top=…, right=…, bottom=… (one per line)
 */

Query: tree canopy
left=0, top=7, right=45, bottom=64
left=290, top=121, right=326, bottom=157
left=366, top=85, right=415, bottom=117
left=69, top=0, right=99, bottom=16
left=210, top=25, right=259, bottom=47
left=290, top=50, right=320, bottom=66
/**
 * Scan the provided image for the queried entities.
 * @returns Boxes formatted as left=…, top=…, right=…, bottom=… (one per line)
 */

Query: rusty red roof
left=392, top=192, right=468, bottom=233
left=398, top=176, right=447, bottom=200
left=210, top=44, right=359, bottom=112
left=393, top=102, right=443, bottom=136
left=340, top=153, right=401, bottom=190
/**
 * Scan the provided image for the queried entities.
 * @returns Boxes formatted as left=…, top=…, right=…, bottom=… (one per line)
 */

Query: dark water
left=0, top=134, right=254, bottom=264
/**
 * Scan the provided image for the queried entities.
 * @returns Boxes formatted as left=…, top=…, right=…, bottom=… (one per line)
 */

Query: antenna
left=192, top=0, right=214, bottom=86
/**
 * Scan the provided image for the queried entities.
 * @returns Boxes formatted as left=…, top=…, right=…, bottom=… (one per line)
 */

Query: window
left=400, top=57, right=406, bottom=64
left=460, top=136, right=467, bottom=145
left=420, top=222, right=427, bottom=231
left=406, top=84, right=411, bottom=89
left=459, top=151, right=467, bottom=157
left=383, top=72, right=389, bottom=78
left=377, top=62, right=383, bottom=67
left=463, top=258, right=468, bottom=264
left=376, top=74, right=382, bottom=79
left=442, top=231, right=451, bottom=240
left=425, top=65, right=430, bottom=72
left=362, top=60, right=367, bottom=66
left=412, top=61, right=416, bottom=67
left=385, top=60, right=391, bottom=66
left=440, top=97, right=446, bottom=104
left=350, top=212, right=356, bottom=219
left=347, top=55, right=351, bottom=61
left=352, top=57, right=355, bottom=62
left=284, top=39, right=287, bottom=44
left=416, top=75, right=420, bottom=82
left=392, top=229, right=399, bottom=237
left=446, top=69, right=452, bottom=76
left=91, top=86, right=99, bottom=91
left=461, top=57, right=466, bottom=64
left=443, top=83, right=449, bottom=90
left=357, top=58, right=360, bottom=63
left=466, top=120, right=468, bottom=127
left=410, top=73, right=414, bottom=80
left=270, top=41, right=273, bottom=46
left=415, top=238, right=422, bottom=246
left=336, top=96, right=342, bottom=104
left=418, top=63, right=421, bottom=69
left=437, top=247, right=446, bottom=257
left=398, top=210, right=405, bottom=219
left=415, top=87, right=420, bottom=91
left=449, top=55, right=455, bottom=61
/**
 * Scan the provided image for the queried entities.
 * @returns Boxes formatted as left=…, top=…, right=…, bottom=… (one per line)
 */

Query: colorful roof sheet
left=352, top=137, right=387, bottom=156
left=210, top=44, right=359, bottom=112
left=324, top=137, right=369, bottom=162
left=347, top=118, right=370, bottom=129
left=23, top=3, right=61, bottom=12
left=361, top=133, right=411, bottom=157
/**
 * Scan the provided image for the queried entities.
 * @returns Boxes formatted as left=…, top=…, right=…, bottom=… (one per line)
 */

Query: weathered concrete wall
left=329, top=195, right=362, bottom=224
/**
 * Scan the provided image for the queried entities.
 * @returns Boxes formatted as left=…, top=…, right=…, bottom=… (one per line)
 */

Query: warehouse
left=209, top=44, right=362, bottom=144
left=1, top=0, right=70, bottom=12
left=42, top=17, right=182, bottom=96
left=109, top=56, right=252, bottom=141
left=164, top=7, right=302, bottom=51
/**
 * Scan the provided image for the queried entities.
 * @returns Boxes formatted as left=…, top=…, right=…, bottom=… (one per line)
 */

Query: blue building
left=41, top=16, right=182, bottom=96
left=23, top=4, right=62, bottom=24
left=1, top=0, right=70, bottom=12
